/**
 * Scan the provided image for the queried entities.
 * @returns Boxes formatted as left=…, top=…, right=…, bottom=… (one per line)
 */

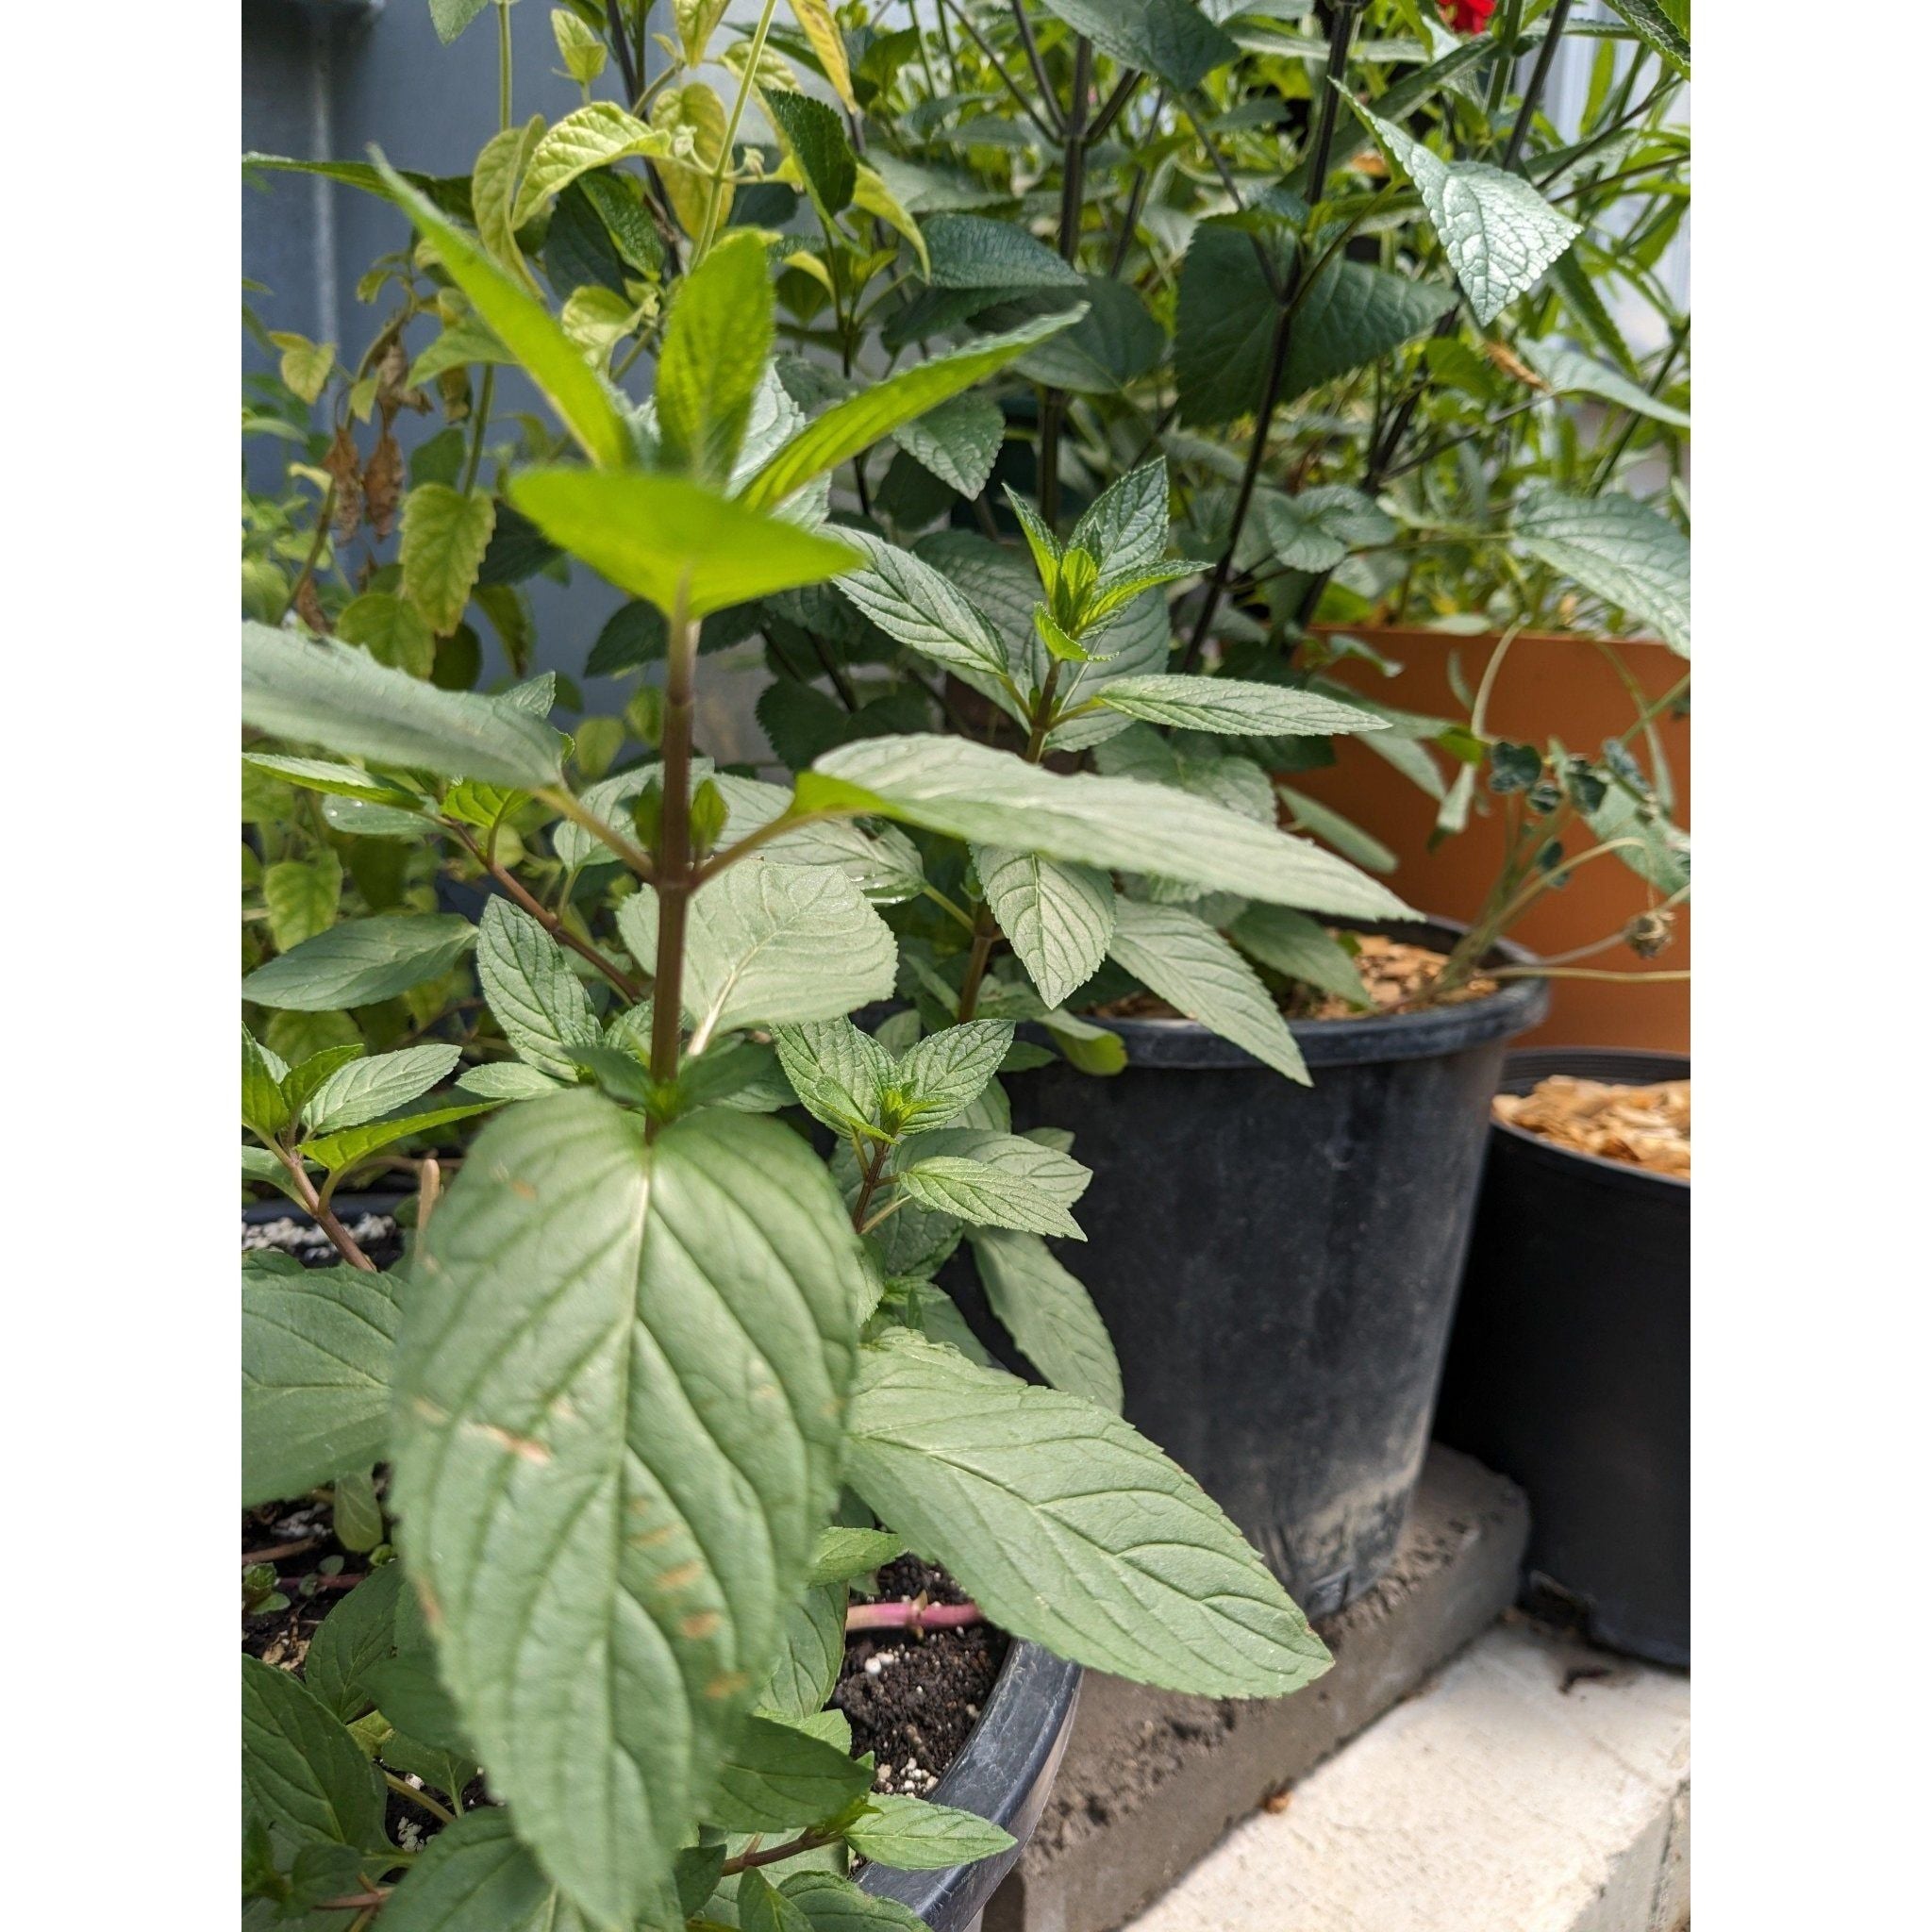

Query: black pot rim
left=242, top=1191, right=412, bottom=1226
left=1491, top=1046, right=1690, bottom=1193
left=858, top=1638, right=1080, bottom=1924
left=1055, top=917, right=1550, bottom=1070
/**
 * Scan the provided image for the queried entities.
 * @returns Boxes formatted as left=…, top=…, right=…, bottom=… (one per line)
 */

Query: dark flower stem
left=1183, top=2, right=1362, bottom=668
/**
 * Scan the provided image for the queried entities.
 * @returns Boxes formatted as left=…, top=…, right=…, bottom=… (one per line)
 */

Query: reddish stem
left=242, top=1538, right=321, bottom=1568
left=845, top=1599, right=984, bottom=1634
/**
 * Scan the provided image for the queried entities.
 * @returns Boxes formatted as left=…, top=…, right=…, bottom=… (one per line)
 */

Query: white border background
left=6, top=3, right=1925, bottom=1923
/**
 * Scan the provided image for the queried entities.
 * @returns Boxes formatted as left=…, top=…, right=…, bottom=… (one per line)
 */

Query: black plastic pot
left=859, top=1642, right=1081, bottom=1930
left=1434, top=1048, right=1690, bottom=1667
left=999, top=920, right=1549, bottom=1618
left=244, top=1199, right=1081, bottom=1927
left=242, top=1191, right=411, bottom=1240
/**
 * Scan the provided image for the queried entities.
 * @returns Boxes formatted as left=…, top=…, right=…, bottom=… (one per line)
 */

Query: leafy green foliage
left=509, top=469, right=860, bottom=618
left=1357, top=105, right=1582, bottom=326
left=802, top=736, right=1412, bottom=919
left=242, top=624, right=566, bottom=789
left=242, top=1256, right=401, bottom=1505
left=389, top=1096, right=865, bottom=1926
left=1513, top=487, right=1691, bottom=655
left=1108, top=899, right=1309, bottom=1084
left=242, top=913, right=475, bottom=1010
left=240, top=5, right=1685, bottom=1917
left=846, top=1333, right=1333, bottom=1696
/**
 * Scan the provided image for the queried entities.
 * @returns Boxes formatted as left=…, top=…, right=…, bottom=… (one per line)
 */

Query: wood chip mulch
left=1494, top=1075, right=1690, bottom=1178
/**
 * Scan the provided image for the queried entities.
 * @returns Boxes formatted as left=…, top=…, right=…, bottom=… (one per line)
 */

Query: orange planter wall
left=1295, top=628, right=1690, bottom=1053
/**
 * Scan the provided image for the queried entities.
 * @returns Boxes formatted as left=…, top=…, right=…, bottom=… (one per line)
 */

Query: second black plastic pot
left=998, top=920, right=1549, bottom=1618
left=858, top=1641, right=1080, bottom=1931
left=1433, top=1048, right=1690, bottom=1666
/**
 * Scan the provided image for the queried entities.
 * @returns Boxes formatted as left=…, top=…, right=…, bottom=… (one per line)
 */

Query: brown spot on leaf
left=706, top=1671, right=751, bottom=1700
left=681, top=1611, right=722, bottom=1640
left=656, top=1560, right=704, bottom=1591
left=467, top=1422, right=552, bottom=1465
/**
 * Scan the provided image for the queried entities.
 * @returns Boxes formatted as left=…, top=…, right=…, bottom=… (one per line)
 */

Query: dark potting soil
left=834, top=1557, right=1008, bottom=1797
left=242, top=1208, right=408, bottom=1271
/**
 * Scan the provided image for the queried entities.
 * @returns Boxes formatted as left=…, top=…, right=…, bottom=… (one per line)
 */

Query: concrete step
left=1122, top=1621, right=1690, bottom=1932
left=991, top=1446, right=1531, bottom=1932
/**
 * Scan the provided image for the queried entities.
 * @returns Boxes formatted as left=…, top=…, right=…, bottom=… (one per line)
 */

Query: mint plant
left=241, top=6, right=1692, bottom=1919
left=238, top=25, right=1412, bottom=1922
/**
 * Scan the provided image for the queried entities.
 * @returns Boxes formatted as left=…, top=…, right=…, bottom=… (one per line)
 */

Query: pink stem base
left=844, top=1599, right=984, bottom=1634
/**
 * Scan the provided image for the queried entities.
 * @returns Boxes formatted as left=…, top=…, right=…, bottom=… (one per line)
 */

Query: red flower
left=1441, top=0, right=1497, bottom=30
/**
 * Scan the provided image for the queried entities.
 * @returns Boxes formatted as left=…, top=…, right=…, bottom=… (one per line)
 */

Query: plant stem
left=1038, top=35, right=1091, bottom=530
left=694, top=807, right=843, bottom=883
left=958, top=656, right=1066, bottom=1017
left=417, top=1156, right=443, bottom=1237
left=939, top=0, right=1060, bottom=142
left=1182, top=1, right=1360, bottom=666
left=1502, top=0, right=1571, bottom=168
left=449, top=824, right=643, bottom=1001
left=851, top=1139, right=891, bottom=1231
left=719, top=1830, right=834, bottom=1877
left=955, top=906, right=1001, bottom=1023
left=647, top=582, right=698, bottom=1115
left=275, top=1146, right=378, bottom=1271
left=1089, top=69, right=1141, bottom=144
left=243, top=1538, right=321, bottom=1567
left=1009, top=1, right=1061, bottom=130
left=384, top=1772, right=458, bottom=1827
left=694, top=0, right=780, bottom=262
left=536, top=786, right=658, bottom=883
left=495, top=0, right=513, bottom=129
left=846, top=1598, right=985, bottom=1632
left=1490, top=965, right=1690, bottom=984
left=275, top=480, right=337, bottom=627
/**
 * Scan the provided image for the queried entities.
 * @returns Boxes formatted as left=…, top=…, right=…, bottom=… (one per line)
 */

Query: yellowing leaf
left=559, top=284, right=643, bottom=368
left=854, top=163, right=928, bottom=274
left=271, top=331, right=336, bottom=404
left=511, top=102, right=681, bottom=228
left=472, top=114, right=546, bottom=292
left=652, top=83, right=730, bottom=239
left=788, top=0, right=856, bottom=111
left=675, top=0, right=732, bottom=65
left=401, top=485, right=497, bottom=635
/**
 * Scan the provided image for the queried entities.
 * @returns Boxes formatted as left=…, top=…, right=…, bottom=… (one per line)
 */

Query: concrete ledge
left=1123, top=1622, right=1690, bottom=1932
left=990, top=1446, right=1530, bottom=1932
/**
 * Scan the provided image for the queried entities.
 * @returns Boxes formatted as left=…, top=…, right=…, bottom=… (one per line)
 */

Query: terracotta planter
left=1292, top=625, right=1689, bottom=1053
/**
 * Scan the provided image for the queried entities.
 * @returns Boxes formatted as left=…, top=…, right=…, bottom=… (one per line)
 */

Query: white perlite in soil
left=242, top=1212, right=397, bottom=1255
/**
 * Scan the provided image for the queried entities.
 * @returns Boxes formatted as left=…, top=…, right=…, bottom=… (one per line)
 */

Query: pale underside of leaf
left=975, top=848, right=1115, bottom=1010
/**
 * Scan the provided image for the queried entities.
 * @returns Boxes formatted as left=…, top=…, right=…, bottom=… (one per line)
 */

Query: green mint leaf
left=241, top=1656, right=387, bottom=1851
left=969, top=1228, right=1123, bottom=1414
left=475, top=899, right=602, bottom=1081
left=242, top=623, right=567, bottom=791
left=242, top=1259, right=400, bottom=1506
left=390, top=1095, right=865, bottom=1927
left=844, top=1331, right=1333, bottom=1697
left=1108, top=898, right=1309, bottom=1084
